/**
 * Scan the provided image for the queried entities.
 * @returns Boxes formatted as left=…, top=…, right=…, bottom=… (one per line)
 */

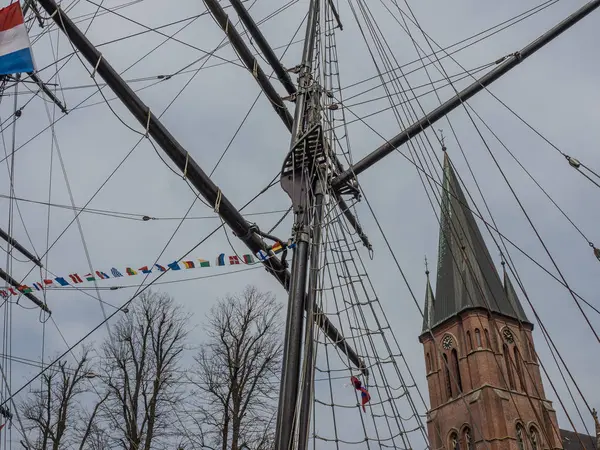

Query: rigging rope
left=0, top=0, right=597, bottom=448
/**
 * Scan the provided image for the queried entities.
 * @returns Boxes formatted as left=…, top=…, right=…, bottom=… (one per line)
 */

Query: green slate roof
left=422, top=153, right=530, bottom=333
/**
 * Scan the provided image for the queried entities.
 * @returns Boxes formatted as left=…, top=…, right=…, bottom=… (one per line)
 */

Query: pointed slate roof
left=422, top=270, right=435, bottom=333
left=424, top=153, right=530, bottom=331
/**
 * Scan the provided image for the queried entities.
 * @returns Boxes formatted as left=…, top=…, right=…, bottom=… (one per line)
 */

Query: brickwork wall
left=420, top=309, right=562, bottom=450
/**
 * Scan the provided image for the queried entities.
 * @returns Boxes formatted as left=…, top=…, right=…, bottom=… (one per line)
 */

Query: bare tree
left=99, top=290, right=189, bottom=450
left=78, top=419, right=111, bottom=450
left=19, top=346, right=107, bottom=450
left=188, top=285, right=282, bottom=450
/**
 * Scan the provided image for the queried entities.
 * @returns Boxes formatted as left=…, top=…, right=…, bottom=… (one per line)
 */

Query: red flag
left=350, top=376, right=371, bottom=412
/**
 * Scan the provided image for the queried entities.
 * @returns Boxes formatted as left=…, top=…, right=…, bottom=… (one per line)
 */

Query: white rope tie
left=252, top=59, right=258, bottom=78
left=91, top=54, right=102, bottom=78
left=225, top=17, right=229, bottom=34
left=183, top=152, right=189, bottom=180
left=214, top=189, right=222, bottom=213
left=50, top=7, right=59, bottom=18
left=145, top=109, right=151, bottom=136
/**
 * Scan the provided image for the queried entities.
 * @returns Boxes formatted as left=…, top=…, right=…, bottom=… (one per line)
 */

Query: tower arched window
left=516, top=424, right=525, bottom=450
left=514, top=346, right=526, bottom=392
left=529, top=426, right=539, bottom=450
left=484, top=329, right=491, bottom=348
left=426, top=352, right=432, bottom=372
left=475, top=329, right=482, bottom=347
left=466, top=331, right=472, bottom=351
left=503, top=343, right=516, bottom=390
left=463, top=427, right=473, bottom=450
left=443, top=353, right=452, bottom=400
left=450, top=432, right=459, bottom=450
left=451, top=348, right=462, bottom=394
left=491, top=328, right=499, bottom=352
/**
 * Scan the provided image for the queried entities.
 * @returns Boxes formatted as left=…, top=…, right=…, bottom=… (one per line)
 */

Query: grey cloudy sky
left=1, top=0, right=599, bottom=447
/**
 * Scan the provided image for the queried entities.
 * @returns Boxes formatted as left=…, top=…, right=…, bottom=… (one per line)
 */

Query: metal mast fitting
left=2, top=73, right=67, bottom=113
left=34, top=0, right=365, bottom=374
left=331, top=0, right=600, bottom=189
left=28, top=72, right=68, bottom=114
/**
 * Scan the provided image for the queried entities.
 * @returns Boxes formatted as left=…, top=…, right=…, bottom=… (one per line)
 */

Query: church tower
left=419, top=153, right=562, bottom=450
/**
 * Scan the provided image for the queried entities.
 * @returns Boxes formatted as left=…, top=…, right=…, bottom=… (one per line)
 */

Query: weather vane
left=438, top=129, right=446, bottom=152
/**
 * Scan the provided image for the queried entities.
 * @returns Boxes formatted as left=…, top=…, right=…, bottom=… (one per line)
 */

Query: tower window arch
left=516, top=424, right=525, bottom=450
left=475, top=329, right=482, bottom=347
left=484, top=329, right=491, bottom=348
left=449, top=432, right=459, bottom=450
left=426, top=352, right=432, bottom=372
left=466, top=331, right=472, bottom=351
left=443, top=353, right=452, bottom=400
left=451, top=348, right=462, bottom=394
left=503, top=343, right=516, bottom=390
left=463, top=427, right=473, bottom=450
left=514, top=346, right=526, bottom=392
left=529, top=426, right=539, bottom=450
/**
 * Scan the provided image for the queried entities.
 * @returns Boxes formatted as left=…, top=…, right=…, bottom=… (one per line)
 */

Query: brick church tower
left=418, top=153, right=562, bottom=450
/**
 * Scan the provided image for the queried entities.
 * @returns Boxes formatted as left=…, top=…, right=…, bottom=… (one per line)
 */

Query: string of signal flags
left=0, top=240, right=296, bottom=299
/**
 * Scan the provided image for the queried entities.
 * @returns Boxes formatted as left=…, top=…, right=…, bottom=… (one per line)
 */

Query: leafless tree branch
left=19, top=346, right=102, bottom=450
left=187, top=285, right=282, bottom=450
left=99, top=290, right=189, bottom=450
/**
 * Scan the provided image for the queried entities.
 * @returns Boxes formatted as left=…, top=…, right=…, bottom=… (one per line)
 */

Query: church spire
left=422, top=258, right=435, bottom=332
left=429, top=153, right=530, bottom=330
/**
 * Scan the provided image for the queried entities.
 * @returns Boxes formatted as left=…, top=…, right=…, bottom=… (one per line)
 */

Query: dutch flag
left=0, top=2, right=34, bottom=75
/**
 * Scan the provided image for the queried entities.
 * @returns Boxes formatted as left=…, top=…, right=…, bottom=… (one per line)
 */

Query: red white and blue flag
left=0, top=2, right=34, bottom=75
left=350, top=376, right=371, bottom=412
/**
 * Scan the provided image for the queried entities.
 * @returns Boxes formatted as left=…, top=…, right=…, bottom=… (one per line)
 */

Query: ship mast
left=275, top=0, right=323, bottom=447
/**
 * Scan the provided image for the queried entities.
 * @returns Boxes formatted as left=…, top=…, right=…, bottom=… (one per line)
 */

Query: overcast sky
left=0, top=0, right=599, bottom=448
